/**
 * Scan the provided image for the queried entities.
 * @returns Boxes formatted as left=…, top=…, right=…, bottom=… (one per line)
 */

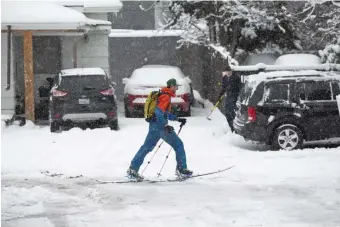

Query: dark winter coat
left=218, top=73, right=241, bottom=98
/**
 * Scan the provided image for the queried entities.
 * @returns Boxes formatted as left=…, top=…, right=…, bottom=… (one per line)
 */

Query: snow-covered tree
left=162, top=1, right=302, bottom=63
left=319, top=38, right=340, bottom=63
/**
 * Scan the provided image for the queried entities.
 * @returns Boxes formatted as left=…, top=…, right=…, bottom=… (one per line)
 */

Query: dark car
left=49, top=68, right=119, bottom=132
left=233, top=70, right=340, bottom=150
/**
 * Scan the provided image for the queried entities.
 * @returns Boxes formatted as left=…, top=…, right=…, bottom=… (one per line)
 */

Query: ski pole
left=141, top=140, right=165, bottom=174
left=206, top=95, right=224, bottom=121
left=156, top=122, right=185, bottom=178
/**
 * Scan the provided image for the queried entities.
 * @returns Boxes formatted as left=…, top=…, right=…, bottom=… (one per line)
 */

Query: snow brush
left=206, top=95, right=224, bottom=121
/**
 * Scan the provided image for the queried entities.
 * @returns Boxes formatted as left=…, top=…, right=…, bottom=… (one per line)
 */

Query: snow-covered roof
left=246, top=70, right=340, bottom=84
left=109, top=29, right=185, bottom=38
left=44, top=0, right=123, bottom=12
left=1, top=1, right=111, bottom=30
left=60, top=68, right=106, bottom=76
left=232, top=63, right=340, bottom=72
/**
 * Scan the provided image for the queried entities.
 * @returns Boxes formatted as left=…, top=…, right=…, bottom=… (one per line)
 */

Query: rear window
left=238, top=80, right=264, bottom=105
left=263, top=83, right=289, bottom=103
left=59, top=75, right=108, bottom=91
left=238, top=81, right=254, bottom=104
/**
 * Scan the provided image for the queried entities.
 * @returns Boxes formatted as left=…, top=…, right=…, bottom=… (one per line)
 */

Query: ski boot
left=175, top=168, right=193, bottom=179
left=126, top=167, right=144, bottom=182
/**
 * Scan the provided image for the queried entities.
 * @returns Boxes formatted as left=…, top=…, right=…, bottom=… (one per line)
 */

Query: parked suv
left=234, top=70, right=340, bottom=150
left=49, top=68, right=118, bottom=132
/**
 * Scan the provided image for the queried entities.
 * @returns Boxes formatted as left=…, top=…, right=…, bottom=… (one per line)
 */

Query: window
left=59, top=75, right=108, bottom=92
left=300, top=81, right=332, bottom=101
left=263, top=83, right=289, bottom=103
left=332, top=82, right=340, bottom=100
left=33, top=36, right=61, bottom=74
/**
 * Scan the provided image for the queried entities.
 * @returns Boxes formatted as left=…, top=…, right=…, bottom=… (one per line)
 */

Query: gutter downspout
left=6, top=25, right=12, bottom=90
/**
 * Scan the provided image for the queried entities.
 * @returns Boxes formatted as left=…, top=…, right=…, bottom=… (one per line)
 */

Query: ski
left=93, top=165, right=235, bottom=184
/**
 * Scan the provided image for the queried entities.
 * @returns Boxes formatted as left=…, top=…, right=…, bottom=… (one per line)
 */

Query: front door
left=297, top=80, right=340, bottom=141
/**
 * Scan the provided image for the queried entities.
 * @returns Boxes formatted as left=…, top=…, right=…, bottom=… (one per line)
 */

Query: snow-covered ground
left=2, top=102, right=340, bottom=227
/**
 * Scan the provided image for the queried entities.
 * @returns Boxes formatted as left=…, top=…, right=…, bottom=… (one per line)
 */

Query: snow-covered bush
left=319, top=38, right=340, bottom=64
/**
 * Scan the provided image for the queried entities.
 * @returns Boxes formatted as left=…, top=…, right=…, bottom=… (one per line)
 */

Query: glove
left=177, top=118, right=187, bottom=126
left=164, top=125, right=174, bottom=133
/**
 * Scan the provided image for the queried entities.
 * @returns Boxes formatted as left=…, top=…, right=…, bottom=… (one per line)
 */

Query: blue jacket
left=151, top=106, right=177, bottom=131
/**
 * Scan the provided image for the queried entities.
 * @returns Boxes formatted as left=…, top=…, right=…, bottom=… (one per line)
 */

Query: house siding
left=1, top=32, right=16, bottom=117
left=61, top=13, right=110, bottom=75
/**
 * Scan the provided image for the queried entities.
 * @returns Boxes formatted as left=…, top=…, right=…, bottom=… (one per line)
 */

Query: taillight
left=100, top=88, right=114, bottom=96
left=127, top=94, right=136, bottom=102
left=180, top=94, right=189, bottom=102
left=248, top=107, right=256, bottom=122
left=52, top=90, right=68, bottom=97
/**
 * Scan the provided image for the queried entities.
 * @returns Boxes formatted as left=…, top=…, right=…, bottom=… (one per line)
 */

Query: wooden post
left=23, top=31, right=35, bottom=122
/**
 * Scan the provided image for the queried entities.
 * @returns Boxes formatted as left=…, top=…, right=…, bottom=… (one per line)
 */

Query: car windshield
left=59, top=75, right=107, bottom=91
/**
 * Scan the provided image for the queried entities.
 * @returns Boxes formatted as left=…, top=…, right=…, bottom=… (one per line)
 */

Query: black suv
left=234, top=71, right=340, bottom=150
left=49, top=68, right=118, bottom=132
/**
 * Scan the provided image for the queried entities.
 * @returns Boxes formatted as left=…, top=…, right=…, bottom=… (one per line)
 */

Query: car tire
left=109, top=119, right=119, bottom=131
left=272, top=124, right=303, bottom=151
left=183, top=106, right=191, bottom=117
left=50, top=121, right=61, bottom=133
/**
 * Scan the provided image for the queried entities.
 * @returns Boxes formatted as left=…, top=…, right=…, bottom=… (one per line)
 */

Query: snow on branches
left=161, top=0, right=302, bottom=62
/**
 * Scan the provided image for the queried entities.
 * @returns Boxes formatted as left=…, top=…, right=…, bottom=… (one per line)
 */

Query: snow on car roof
left=246, top=70, right=340, bottom=84
left=130, top=67, right=185, bottom=85
left=60, top=68, right=106, bottom=76
left=274, top=54, right=321, bottom=65
left=232, top=63, right=340, bottom=72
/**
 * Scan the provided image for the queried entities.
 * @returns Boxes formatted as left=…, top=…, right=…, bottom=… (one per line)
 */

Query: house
left=1, top=0, right=122, bottom=123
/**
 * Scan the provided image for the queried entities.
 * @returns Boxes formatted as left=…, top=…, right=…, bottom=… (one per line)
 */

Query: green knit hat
left=166, top=78, right=177, bottom=87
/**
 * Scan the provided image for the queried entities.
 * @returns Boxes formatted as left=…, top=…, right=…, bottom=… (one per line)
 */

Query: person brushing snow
left=216, top=65, right=241, bottom=133
left=127, top=78, right=193, bottom=181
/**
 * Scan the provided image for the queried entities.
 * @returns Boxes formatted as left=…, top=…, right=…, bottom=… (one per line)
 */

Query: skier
left=127, top=78, right=193, bottom=181
left=217, top=65, right=241, bottom=132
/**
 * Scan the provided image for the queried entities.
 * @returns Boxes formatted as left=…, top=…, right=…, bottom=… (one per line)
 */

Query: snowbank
left=2, top=102, right=340, bottom=227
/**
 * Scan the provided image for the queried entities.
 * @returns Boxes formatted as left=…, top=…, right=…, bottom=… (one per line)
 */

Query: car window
left=263, top=83, right=289, bottom=103
left=300, top=81, right=332, bottom=101
left=59, top=75, right=108, bottom=91
left=332, top=82, right=340, bottom=99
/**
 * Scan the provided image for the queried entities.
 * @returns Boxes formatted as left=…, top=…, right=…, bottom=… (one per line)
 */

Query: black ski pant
left=224, top=95, right=238, bottom=132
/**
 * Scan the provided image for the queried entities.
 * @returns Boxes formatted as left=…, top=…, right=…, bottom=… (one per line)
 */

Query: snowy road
left=2, top=103, right=340, bottom=227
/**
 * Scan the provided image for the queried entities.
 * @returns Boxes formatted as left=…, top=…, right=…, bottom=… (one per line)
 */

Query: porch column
left=23, top=31, right=35, bottom=122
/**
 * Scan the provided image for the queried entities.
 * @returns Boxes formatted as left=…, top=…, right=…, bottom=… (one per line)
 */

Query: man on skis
left=127, top=78, right=193, bottom=181
left=217, top=64, right=241, bottom=133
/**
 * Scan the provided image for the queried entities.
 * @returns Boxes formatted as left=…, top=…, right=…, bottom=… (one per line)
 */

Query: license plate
left=78, top=98, right=90, bottom=105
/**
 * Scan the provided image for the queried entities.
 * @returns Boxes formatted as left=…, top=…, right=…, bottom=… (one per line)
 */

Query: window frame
left=262, top=82, right=291, bottom=104
left=298, top=80, right=335, bottom=103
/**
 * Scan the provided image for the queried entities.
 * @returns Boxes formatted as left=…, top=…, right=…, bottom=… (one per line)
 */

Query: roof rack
left=231, top=63, right=340, bottom=75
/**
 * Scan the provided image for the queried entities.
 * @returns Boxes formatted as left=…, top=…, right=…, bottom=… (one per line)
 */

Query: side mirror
left=122, top=78, right=129, bottom=84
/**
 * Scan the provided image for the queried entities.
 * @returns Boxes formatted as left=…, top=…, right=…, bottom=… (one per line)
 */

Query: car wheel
left=272, top=124, right=303, bottom=151
left=109, top=119, right=119, bottom=131
left=50, top=121, right=61, bottom=133
left=183, top=106, right=191, bottom=117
